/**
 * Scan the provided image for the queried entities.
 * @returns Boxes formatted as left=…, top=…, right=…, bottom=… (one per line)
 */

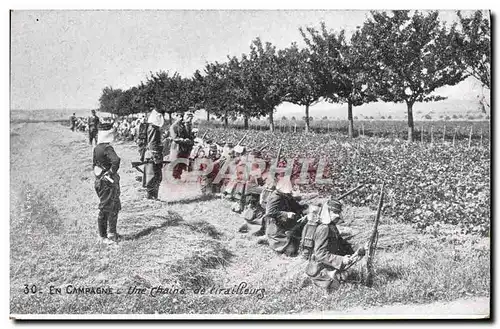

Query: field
left=203, top=119, right=491, bottom=144
left=10, top=120, right=490, bottom=317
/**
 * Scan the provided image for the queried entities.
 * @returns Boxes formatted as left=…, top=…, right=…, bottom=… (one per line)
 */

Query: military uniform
left=70, top=114, right=76, bottom=131
left=144, top=121, right=164, bottom=199
left=136, top=119, right=149, bottom=162
left=263, top=190, right=307, bottom=256
left=304, top=199, right=361, bottom=292
left=169, top=117, right=194, bottom=179
left=88, top=112, right=100, bottom=145
left=93, top=123, right=121, bottom=242
left=199, top=144, right=221, bottom=195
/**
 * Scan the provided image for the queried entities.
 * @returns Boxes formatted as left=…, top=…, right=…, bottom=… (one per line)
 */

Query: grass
left=10, top=122, right=490, bottom=315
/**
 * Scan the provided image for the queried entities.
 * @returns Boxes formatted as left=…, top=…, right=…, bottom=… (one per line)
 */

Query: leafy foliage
left=456, top=10, right=491, bottom=89
left=355, top=11, right=467, bottom=140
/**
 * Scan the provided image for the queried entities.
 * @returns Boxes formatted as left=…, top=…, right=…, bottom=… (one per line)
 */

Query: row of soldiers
left=89, top=108, right=367, bottom=292
left=70, top=111, right=146, bottom=144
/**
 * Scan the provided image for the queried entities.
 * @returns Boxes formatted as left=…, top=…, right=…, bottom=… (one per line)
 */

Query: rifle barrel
left=237, top=132, right=249, bottom=145
left=338, top=184, right=364, bottom=200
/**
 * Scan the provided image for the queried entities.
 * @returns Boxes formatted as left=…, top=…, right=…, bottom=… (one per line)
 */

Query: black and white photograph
left=9, top=8, right=491, bottom=319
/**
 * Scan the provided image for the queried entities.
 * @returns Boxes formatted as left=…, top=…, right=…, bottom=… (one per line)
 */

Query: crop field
left=10, top=118, right=490, bottom=316
left=203, top=119, right=491, bottom=145
left=196, top=125, right=491, bottom=236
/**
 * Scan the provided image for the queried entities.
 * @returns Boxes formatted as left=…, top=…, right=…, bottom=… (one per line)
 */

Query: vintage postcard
left=9, top=9, right=490, bottom=319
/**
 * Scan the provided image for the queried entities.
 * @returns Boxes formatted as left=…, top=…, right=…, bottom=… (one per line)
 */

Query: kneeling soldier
left=303, top=197, right=366, bottom=291
left=93, top=123, right=121, bottom=244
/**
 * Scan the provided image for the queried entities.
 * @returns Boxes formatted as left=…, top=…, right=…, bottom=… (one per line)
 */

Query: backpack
left=300, top=220, right=319, bottom=260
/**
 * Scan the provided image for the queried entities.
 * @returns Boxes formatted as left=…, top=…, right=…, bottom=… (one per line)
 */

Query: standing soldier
left=303, top=197, right=366, bottom=291
left=136, top=113, right=149, bottom=162
left=93, top=122, right=121, bottom=244
left=88, top=110, right=100, bottom=146
left=169, top=112, right=193, bottom=179
left=69, top=113, right=76, bottom=132
left=144, top=108, right=165, bottom=200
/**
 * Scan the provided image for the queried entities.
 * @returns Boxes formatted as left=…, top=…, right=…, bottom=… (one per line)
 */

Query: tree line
left=98, top=10, right=490, bottom=141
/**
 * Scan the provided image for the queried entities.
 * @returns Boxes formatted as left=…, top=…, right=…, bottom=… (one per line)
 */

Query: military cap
left=98, top=122, right=114, bottom=131
left=327, top=197, right=342, bottom=213
left=250, top=149, right=262, bottom=157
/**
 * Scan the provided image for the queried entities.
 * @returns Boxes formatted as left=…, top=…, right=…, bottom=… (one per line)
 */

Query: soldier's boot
left=256, top=237, right=269, bottom=245
left=238, top=222, right=249, bottom=233
left=252, top=221, right=266, bottom=237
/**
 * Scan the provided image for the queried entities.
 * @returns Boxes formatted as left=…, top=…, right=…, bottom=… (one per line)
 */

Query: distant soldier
left=88, top=110, right=100, bottom=146
left=144, top=108, right=166, bottom=199
left=303, top=197, right=366, bottom=291
left=93, top=122, right=121, bottom=244
left=136, top=114, right=149, bottom=162
left=261, top=180, right=308, bottom=256
left=69, top=113, right=76, bottom=131
left=169, top=112, right=193, bottom=179
left=185, top=110, right=195, bottom=138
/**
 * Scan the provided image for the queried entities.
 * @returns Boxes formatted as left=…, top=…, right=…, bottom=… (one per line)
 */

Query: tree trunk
left=168, top=112, right=172, bottom=124
left=305, top=104, right=310, bottom=133
left=347, top=100, right=354, bottom=138
left=244, top=115, right=249, bottom=130
left=269, top=111, right=275, bottom=132
left=224, top=112, right=228, bottom=128
left=407, top=101, right=415, bottom=142
left=206, top=110, right=210, bottom=121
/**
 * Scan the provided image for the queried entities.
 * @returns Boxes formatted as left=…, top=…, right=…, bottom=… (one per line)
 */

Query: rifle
left=259, top=144, right=268, bottom=152
left=274, top=142, right=282, bottom=168
left=338, top=184, right=364, bottom=200
left=237, top=132, right=249, bottom=146
left=201, top=130, right=209, bottom=140
left=131, top=160, right=171, bottom=173
left=365, top=182, right=384, bottom=287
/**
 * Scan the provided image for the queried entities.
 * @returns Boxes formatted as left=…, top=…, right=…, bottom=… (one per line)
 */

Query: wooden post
left=327, top=123, right=330, bottom=133
left=430, top=126, right=434, bottom=144
left=468, top=126, right=473, bottom=148
left=358, top=126, right=361, bottom=138
left=442, top=125, right=446, bottom=143
left=362, top=123, right=365, bottom=136
left=453, top=128, right=457, bottom=147
left=421, top=126, right=424, bottom=143
left=294, top=123, right=297, bottom=133
left=480, top=128, right=483, bottom=148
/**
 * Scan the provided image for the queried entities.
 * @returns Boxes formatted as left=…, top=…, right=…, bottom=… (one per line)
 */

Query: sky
left=10, top=9, right=484, bottom=110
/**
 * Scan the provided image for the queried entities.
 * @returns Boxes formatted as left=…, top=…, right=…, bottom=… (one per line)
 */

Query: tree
left=301, top=23, right=378, bottom=138
left=202, top=61, right=242, bottom=128
left=456, top=10, right=491, bottom=89
left=98, top=86, right=123, bottom=114
left=242, top=37, right=286, bottom=132
left=192, top=69, right=210, bottom=121
left=227, top=55, right=264, bottom=129
left=279, top=43, right=323, bottom=133
left=356, top=11, right=467, bottom=141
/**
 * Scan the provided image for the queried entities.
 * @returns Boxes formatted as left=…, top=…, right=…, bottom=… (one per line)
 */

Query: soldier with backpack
left=302, top=197, right=367, bottom=292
